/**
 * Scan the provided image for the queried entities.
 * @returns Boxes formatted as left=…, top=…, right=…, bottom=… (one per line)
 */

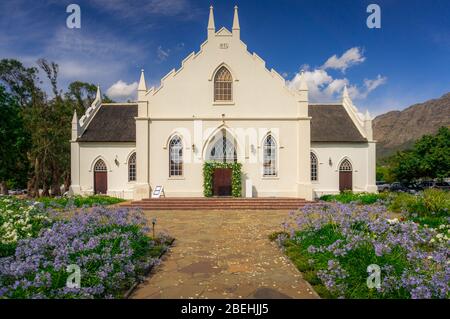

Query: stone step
left=138, top=197, right=307, bottom=201
left=121, top=197, right=313, bottom=210
left=122, top=206, right=307, bottom=210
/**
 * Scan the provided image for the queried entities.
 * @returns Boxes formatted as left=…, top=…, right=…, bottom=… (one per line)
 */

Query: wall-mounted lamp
left=251, top=144, right=256, bottom=154
left=115, top=156, right=120, bottom=166
left=192, top=144, right=196, bottom=153
left=329, top=157, right=333, bottom=166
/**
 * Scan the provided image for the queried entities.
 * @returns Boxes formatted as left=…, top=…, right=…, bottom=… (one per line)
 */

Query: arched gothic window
left=208, top=130, right=237, bottom=163
left=263, top=135, right=277, bottom=177
left=339, top=159, right=352, bottom=171
left=169, top=136, right=183, bottom=177
left=128, top=153, right=136, bottom=182
left=311, top=152, right=318, bottom=181
left=94, top=159, right=107, bottom=172
left=214, top=66, right=232, bottom=101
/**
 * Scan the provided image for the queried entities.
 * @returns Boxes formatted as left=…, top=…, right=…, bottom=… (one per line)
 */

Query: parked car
left=416, top=180, right=450, bottom=191
left=389, top=182, right=410, bottom=192
left=431, top=181, right=450, bottom=191
left=417, top=180, right=434, bottom=190
left=376, top=181, right=390, bottom=192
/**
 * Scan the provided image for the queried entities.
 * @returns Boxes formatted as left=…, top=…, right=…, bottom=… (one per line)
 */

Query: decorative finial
left=95, top=85, right=101, bottom=100
left=208, top=5, right=215, bottom=31
left=342, top=85, right=350, bottom=100
left=138, top=69, right=147, bottom=91
left=232, top=5, right=240, bottom=31
left=72, top=109, right=78, bottom=123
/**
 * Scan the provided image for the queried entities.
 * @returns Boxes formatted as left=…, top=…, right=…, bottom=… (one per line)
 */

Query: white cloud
left=363, top=75, right=387, bottom=94
left=288, top=48, right=387, bottom=103
left=321, top=47, right=366, bottom=73
left=106, top=80, right=138, bottom=101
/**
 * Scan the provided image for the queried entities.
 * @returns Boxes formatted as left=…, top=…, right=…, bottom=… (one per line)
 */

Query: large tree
left=0, top=86, right=29, bottom=194
left=390, top=127, right=450, bottom=183
left=65, top=81, right=97, bottom=114
left=0, top=58, right=115, bottom=197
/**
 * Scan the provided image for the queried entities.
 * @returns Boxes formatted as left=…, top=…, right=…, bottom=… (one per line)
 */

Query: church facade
left=69, top=6, right=377, bottom=201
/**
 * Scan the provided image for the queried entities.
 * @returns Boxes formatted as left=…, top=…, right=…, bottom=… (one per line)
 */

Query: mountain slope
left=373, top=92, right=450, bottom=159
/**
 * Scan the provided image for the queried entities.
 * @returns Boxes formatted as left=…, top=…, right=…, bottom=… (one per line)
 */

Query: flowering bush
left=0, top=196, right=51, bottom=257
left=0, top=207, right=171, bottom=299
left=277, top=203, right=449, bottom=299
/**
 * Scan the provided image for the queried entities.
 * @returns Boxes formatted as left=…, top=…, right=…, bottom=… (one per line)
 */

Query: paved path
left=131, top=210, right=319, bottom=299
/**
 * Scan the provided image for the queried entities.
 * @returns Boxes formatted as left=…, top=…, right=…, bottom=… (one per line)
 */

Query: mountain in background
left=373, top=92, right=450, bottom=160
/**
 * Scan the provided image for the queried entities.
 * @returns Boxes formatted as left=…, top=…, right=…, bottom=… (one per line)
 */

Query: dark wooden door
left=339, top=171, right=352, bottom=191
left=213, top=168, right=232, bottom=196
left=94, top=172, right=107, bottom=194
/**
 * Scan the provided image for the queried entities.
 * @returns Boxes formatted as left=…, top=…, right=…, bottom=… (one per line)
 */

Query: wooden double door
left=213, top=168, right=232, bottom=196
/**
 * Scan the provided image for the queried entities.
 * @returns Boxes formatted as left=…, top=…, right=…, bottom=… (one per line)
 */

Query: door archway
left=205, top=129, right=237, bottom=196
left=339, top=159, right=353, bottom=192
left=94, top=159, right=108, bottom=195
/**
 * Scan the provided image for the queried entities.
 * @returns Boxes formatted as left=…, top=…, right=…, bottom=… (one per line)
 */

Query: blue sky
left=1, top=0, right=449, bottom=115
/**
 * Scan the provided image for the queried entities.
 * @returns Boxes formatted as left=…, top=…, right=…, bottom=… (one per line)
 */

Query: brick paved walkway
left=130, top=210, right=318, bottom=299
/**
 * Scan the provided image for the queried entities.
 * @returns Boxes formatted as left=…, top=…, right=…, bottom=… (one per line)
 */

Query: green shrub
left=319, top=191, right=382, bottom=205
left=388, top=189, right=449, bottom=219
left=421, top=189, right=450, bottom=217
left=37, top=195, right=125, bottom=209
left=387, top=192, right=420, bottom=214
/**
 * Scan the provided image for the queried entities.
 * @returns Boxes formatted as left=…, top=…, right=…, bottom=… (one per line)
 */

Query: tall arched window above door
left=169, top=136, right=183, bottom=177
left=214, top=66, right=232, bottom=101
left=128, top=153, right=136, bottom=182
left=311, top=152, right=318, bottom=181
left=263, top=135, right=277, bottom=177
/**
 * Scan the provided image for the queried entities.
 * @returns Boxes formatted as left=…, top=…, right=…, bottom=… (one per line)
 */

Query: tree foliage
left=389, top=127, right=450, bottom=182
left=0, top=58, right=113, bottom=196
left=0, top=86, right=30, bottom=193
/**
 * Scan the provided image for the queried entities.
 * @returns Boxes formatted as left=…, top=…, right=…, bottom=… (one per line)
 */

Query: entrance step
left=121, top=197, right=314, bottom=210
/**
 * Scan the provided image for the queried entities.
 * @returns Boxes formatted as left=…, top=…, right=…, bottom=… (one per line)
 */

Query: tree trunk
left=0, top=181, right=8, bottom=195
left=64, top=174, right=71, bottom=193
left=32, top=158, right=40, bottom=198
left=27, top=177, right=35, bottom=197
left=51, top=174, right=61, bottom=196
left=42, top=183, right=50, bottom=197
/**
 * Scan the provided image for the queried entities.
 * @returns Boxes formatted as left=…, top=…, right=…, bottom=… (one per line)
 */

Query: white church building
left=69, top=6, right=377, bottom=201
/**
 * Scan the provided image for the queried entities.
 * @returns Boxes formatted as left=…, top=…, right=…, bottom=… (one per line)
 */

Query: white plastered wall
left=147, top=120, right=304, bottom=197
left=311, top=142, right=376, bottom=198
left=76, top=143, right=136, bottom=199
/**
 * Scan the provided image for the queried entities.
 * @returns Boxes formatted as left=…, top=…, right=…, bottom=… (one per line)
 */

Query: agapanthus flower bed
left=275, top=203, right=449, bottom=299
left=0, top=207, right=172, bottom=299
left=0, top=196, right=51, bottom=257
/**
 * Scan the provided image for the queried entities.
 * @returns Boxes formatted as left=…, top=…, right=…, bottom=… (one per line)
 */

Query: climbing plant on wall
left=203, top=162, right=242, bottom=197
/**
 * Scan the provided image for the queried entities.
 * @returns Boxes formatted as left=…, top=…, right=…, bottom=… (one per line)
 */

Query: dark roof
left=77, top=104, right=137, bottom=142
left=309, top=104, right=367, bottom=143
left=77, top=103, right=366, bottom=143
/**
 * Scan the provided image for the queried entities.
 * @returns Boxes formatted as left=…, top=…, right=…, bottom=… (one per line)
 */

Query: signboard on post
left=151, top=186, right=165, bottom=198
